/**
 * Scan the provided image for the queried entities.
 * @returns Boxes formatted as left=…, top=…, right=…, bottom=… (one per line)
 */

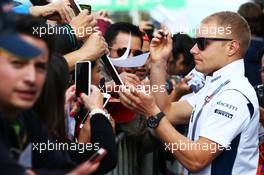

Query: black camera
left=254, top=84, right=264, bottom=108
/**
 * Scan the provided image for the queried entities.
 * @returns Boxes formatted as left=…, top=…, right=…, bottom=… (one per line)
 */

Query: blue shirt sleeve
left=12, top=5, right=30, bottom=14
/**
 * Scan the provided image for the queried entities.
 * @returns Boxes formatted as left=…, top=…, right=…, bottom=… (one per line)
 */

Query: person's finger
left=103, top=41, right=108, bottom=49
left=150, top=38, right=162, bottom=45
left=89, top=19, right=97, bottom=28
left=166, top=32, right=173, bottom=43
left=118, top=92, right=130, bottom=105
left=104, top=47, right=110, bottom=55
left=61, top=5, right=71, bottom=23
left=69, top=102, right=79, bottom=116
left=118, top=91, right=145, bottom=114
left=100, top=35, right=106, bottom=42
left=66, top=85, right=75, bottom=94
left=126, top=77, right=140, bottom=86
left=123, top=89, right=142, bottom=105
left=64, top=5, right=74, bottom=21
left=124, top=80, right=137, bottom=88
left=94, top=31, right=102, bottom=36
left=66, top=90, right=76, bottom=102
left=55, top=6, right=67, bottom=23
left=126, top=73, right=141, bottom=82
left=79, top=92, right=89, bottom=104
left=123, top=75, right=140, bottom=86
left=81, top=9, right=89, bottom=16
left=182, top=75, right=192, bottom=83
left=99, top=10, right=107, bottom=17
left=86, top=14, right=94, bottom=22
left=85, top=162, right=100, bottom=174
left=153, top=30, right=164, bottom=39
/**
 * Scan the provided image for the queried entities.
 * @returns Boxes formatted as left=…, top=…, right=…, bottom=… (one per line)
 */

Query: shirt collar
left=206, top=59, right=244, bottom=84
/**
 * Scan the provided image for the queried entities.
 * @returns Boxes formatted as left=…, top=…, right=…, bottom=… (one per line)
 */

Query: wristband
left=89, top=108, right=110, bottom=120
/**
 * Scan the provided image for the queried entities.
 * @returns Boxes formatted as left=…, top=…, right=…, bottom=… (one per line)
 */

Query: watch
left=146, top=111, right=165, bottom=128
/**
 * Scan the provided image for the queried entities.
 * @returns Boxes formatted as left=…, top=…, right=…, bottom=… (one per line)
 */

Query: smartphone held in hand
left=75, top=61, right=91, bottom=97
left=88, top=148, right=107, bottom=163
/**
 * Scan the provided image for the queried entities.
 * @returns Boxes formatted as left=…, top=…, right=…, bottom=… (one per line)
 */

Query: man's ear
left=227, top=40, right=240, bottom=56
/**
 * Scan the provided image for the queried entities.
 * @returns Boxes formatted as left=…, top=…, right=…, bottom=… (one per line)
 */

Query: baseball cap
left=0, top=11, right=42, bottom=59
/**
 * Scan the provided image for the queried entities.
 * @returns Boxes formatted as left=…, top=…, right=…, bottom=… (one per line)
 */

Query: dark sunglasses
left=194, top=37, right=233, bottom=51
left=110, top=47, right=143, bottom=57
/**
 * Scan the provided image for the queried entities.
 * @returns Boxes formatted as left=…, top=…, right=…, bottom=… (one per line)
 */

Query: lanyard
left=190, top=79, right=230, bottom=141
left=187, top=79, right=230, bottom=175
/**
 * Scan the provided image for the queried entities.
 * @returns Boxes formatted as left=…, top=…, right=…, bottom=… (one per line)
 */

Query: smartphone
left=88, top=148, right=107, bottom=163
left=75, top=61, right=91, bottom=97
left=69, top=0, right=82, bottom=16
left=79, top=4, right=92, bottom=14
left=101, top=54, right=124, bottom=86
left=46, top=0, right=89, bottom=20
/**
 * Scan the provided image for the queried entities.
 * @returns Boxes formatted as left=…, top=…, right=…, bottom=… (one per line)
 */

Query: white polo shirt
left=184, top=59, right=259, bottom=175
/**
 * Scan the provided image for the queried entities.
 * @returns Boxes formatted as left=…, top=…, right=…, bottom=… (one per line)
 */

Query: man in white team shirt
left=118, top=11, right=260, bottom=175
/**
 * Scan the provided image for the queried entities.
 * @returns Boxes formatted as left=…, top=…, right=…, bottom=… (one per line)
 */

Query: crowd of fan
left=1, top=0, right=264, bottom=175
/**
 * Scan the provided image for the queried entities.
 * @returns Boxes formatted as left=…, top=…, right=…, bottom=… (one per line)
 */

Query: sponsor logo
left=216, top=101, right=238, bottom=111
left=214, top=109, right=233, bottom=119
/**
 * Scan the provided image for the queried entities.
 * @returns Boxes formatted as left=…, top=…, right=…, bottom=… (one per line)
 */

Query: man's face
left=110, top=32, right=142, bottom=59
left=110, top=32, right=148, bottom=80
left=190, top=21, right=231, bottom=75
left=167, top=53, right=186, bottom=76
left=0, top=34, right=49, bottom=111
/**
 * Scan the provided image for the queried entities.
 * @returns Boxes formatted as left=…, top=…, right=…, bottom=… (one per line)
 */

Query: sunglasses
left=194, top=37, right=233, bottom=51
left=110, top=47, right=143, bottom=57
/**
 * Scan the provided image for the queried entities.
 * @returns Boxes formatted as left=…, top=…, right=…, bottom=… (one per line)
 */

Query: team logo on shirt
left=216, top=101, right=238, bottom=111
left=214, top=109, right=233, bottom=119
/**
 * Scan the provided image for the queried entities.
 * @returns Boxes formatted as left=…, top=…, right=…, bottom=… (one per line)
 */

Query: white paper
left=107, top=33, right=131, bottom=61
left=107, top=33, right=149, bottom=67
left=110, top=52, right=150, bottom=68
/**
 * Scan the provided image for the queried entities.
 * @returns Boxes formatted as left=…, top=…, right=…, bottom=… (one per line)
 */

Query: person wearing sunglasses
left=118, top=11, right=259, bottom=175
left=104, top=22, right=149, bottom=82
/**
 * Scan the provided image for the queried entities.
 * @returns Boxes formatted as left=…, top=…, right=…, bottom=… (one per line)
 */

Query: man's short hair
left=172, top=33, right=195, bottom=75
left=104, top=22, right=143, bottom=47
left=238, top=2, right=263, bottom=36
left=202, top=11, right=251, bottom=57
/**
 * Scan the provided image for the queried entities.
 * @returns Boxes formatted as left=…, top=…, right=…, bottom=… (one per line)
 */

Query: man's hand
left=170, top=76, right=192, bottom=102
left=79, top=85, right=104, bottom=111
left=30, top=1, right=75, bottom=23
left=78, top=31, right=108, bottom=60
left=150, top=30, right=173, bottom=62
left=63, top=31, right=108, bottom=71
left=119, top=72, right=141, bottom=87
left=118, top=87, right=160, bottom=117
left=69, top=10, right=97, bottom=41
